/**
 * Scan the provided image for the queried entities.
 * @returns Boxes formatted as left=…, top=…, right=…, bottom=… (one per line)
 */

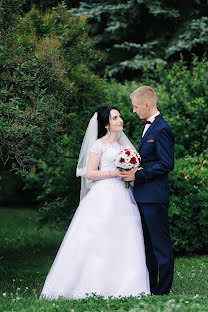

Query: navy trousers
left=138, top=203, right=174, bottom=295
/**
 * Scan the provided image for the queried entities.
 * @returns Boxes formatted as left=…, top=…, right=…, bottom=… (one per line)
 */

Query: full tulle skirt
left=40, top=178, right=150, bottom=299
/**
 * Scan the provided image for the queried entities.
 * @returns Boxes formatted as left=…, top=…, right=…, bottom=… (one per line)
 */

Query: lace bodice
left=90, top=139, right=124, bottom=171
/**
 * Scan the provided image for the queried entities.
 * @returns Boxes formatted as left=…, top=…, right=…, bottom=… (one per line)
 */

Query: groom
left=120, top=86, right=174, bottom=295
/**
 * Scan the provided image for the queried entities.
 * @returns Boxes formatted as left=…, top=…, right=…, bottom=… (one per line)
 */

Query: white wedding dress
left=40, top=140, right=150, bottom=300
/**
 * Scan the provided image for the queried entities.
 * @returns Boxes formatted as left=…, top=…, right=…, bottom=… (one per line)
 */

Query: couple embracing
left=41, top=86, right=174, bottom=299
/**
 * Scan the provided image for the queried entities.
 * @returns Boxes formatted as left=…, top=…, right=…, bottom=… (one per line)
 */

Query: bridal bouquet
left=115, top=147, right=141, bottom=188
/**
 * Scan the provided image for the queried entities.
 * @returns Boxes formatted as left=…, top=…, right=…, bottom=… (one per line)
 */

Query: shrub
left=155, top=57, right=208, bottom=158
left=24, top=137, right=80, bottom=228
left=0, top=3, right=109, bottom=172
left=0, top=3, right=111, bottom=220
left=169, top=150, right=208, bottom=254
left=108, top=58, right=208, bottom=158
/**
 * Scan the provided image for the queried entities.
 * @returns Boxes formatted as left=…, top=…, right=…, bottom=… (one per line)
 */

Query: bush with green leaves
left=108, top=57, right=208, bottom=158
left=0, top=3, right=111, bottom=217
left=169, top=150, right=208, bottom=255
left=24, top=135, right=80, bottom=228
left=0, top=2, right=109, bottom=172
left=154, top=57, right=208, bottom=158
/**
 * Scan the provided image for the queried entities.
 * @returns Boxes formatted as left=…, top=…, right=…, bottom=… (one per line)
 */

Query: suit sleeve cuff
left=135, top=168, right=147, bottom=184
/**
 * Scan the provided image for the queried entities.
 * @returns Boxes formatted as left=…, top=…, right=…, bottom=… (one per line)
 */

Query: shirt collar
left=147, top=111, right=160, bottom=123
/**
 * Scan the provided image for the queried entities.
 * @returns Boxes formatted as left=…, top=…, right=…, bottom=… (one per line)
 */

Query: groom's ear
left=145, top=102, right=151, bottom=110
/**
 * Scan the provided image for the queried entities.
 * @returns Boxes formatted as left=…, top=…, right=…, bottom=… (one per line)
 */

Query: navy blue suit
left=134, top=114, right=174, bottom=295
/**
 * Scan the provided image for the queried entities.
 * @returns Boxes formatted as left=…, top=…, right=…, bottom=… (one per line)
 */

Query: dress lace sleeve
left=90, top=140, right=104, bottom=155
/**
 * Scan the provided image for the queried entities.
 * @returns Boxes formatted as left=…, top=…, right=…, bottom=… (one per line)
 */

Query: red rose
left=119, top=158, right=125, bottom=163
left=130, top=157, right=136, bottom=164
left=125, top=150, right=130, bottom=156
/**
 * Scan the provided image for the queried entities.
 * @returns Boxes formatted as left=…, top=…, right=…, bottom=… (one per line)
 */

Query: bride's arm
left=86, top=152, right=121, bottom=180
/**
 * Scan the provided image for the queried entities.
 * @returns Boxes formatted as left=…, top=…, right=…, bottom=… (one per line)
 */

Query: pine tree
left=70, top=0, right=208, bottom=80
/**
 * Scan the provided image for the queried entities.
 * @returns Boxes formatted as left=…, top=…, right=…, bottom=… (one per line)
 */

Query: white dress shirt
left=142, top=111, right=160, bottom=138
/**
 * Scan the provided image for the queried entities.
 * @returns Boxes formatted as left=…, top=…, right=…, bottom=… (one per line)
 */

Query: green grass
left=0, top=207, right=208, bottom=311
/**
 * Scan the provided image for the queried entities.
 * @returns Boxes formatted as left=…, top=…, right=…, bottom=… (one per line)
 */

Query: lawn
left=0, top=207, right=208, bottom=312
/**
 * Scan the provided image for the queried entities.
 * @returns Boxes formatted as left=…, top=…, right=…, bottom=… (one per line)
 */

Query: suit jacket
left=134, top=114, right=174, bottom=203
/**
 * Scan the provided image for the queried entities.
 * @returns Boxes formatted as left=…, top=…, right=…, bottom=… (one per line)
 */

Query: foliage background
left=69, top=0, right=208, bottom=80
left=0, top=1, right=110, bottom=222
left=0, top=1, right=208, bottom=255
left=106, top=59, right=208, bottom=254
left=18, top=0, right=208, bottom=80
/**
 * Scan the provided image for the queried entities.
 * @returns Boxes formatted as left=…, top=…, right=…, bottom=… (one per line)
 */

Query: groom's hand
left=120, top=168, right=142, bottom=181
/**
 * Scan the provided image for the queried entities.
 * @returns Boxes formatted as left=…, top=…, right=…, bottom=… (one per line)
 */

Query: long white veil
left=76, top=112, right=98, bottom=201
left=76, top=112, right=136, bottom=201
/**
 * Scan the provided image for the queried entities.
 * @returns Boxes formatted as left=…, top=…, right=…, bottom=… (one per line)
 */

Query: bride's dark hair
left=97, top=106, right=120, bottom=139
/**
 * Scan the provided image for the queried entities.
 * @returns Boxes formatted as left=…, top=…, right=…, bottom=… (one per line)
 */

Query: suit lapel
left=140, top=125, right=145, bottom=139
left=137, top=125, right=145, bottom=150
left=138, top=115, right=162, bottom=152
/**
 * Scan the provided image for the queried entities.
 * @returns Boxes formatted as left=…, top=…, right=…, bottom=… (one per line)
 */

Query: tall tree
left=70, top=0, right=208, bottom=80
left=18, top=1, right=208, bottom=80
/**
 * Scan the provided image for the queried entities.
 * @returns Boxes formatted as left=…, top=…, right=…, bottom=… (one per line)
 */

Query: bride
left=40, top=106, right=150, bottom=299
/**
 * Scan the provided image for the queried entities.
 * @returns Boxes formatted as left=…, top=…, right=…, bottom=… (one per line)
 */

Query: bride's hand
left=113, top=168, right=143, bottom=178
left=119, top=167, right=143, bottom=181
left=112, top=169, right=123, bottom=177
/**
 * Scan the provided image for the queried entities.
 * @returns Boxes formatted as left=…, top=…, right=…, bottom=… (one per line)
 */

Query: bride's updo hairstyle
left=97, top=105, right=120, bottom=139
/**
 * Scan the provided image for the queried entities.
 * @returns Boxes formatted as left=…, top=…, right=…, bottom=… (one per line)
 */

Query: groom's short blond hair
left=130, top=86, right=157, bottom=106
